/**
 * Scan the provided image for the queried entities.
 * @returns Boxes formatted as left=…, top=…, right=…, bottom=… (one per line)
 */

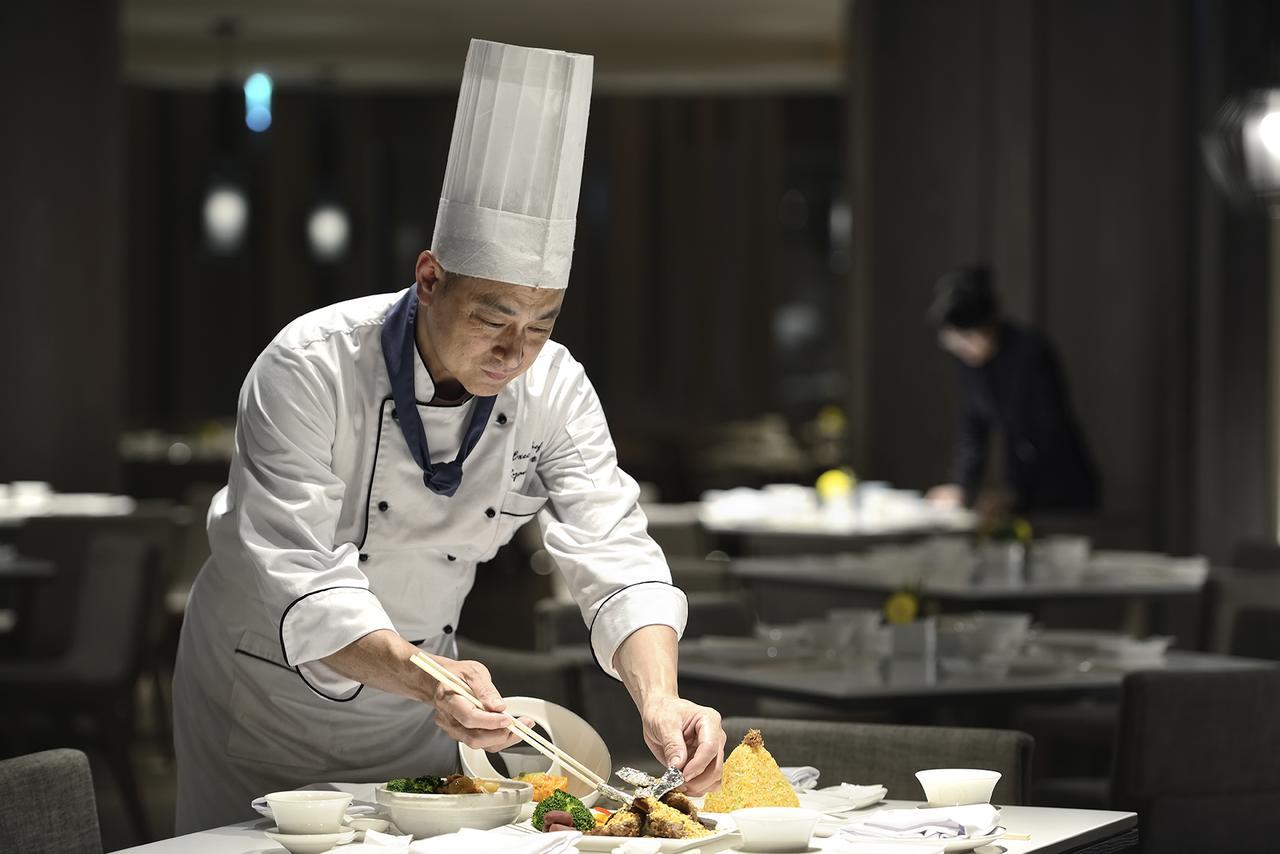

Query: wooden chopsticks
left=409, top=652, right=606, bottom=791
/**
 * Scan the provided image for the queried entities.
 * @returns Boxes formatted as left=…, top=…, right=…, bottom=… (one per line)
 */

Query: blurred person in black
left=925, top=266, right=1101, bottom=520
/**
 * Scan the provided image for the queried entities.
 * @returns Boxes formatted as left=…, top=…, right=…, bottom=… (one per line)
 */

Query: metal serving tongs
left=615, top=766, right=686, bottom=802
left=408, top=652, right=692, bottom=814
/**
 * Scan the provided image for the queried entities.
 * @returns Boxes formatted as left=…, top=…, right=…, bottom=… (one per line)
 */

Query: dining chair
left=1229, top=606, right=1280, bottom=661
left=0, top=748, right=103, bottom=853
left=0, top=530, right=159, bottom=842
left=1111, top=668, right=1280, bottom=853
left=1230, top=540, right=1280, bottom=571
left=723, top=716, right=1034, bottom=805
left=14, top=503, right=179, bottom=660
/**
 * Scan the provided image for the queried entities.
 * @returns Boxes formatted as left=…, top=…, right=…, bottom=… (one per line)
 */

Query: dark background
left=2, top=0, right=1279, bottom=560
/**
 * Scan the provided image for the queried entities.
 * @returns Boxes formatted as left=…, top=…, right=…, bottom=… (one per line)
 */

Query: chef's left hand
left=639, top=696, right=726, bottom=796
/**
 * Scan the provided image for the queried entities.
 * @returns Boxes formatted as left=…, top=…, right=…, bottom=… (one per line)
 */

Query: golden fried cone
left=704, top=729, right=799, bottom=812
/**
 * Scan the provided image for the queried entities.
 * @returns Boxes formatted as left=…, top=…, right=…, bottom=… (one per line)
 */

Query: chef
left=173, top=39, right=725, bottom=833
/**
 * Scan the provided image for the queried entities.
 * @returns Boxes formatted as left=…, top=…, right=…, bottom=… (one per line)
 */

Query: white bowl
left=374, top=779, right=531, bottom=838
left=915, top=768, right=1001, bottom=806
left=264, top=791, right=353, bottom=835
left=731, top=806, right=823, bottom=852
left=458, top=696, right=610, bottom=808
left=263, top=827, right=355, bottom=854
left=1093, top=635, right=1172, bottom=661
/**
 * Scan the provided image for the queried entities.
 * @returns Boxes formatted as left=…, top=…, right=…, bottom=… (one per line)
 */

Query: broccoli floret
left=386, top=775, right=443, bottom=794
left=530, top=789, right=594, bottom=832
left=566, top=802, right=595, bottom=832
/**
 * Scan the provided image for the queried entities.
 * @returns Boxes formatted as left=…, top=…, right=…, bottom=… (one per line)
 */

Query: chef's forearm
left=320, top=629, right=431, bottom=702
left=613, top=624, right=680, bottom=706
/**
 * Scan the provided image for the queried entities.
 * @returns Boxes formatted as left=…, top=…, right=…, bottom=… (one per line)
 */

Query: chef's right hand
left=422, top=654, right=532, bottom=753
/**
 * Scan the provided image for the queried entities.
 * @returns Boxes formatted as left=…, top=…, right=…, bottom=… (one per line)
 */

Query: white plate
left=797, top=787, right=886, bottom=814
left=262, top=826, right=356, bottom=854
left=573, top=828, right=735, bottom=852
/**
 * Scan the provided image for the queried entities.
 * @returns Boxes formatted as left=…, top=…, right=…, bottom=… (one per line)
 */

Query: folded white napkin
left=407, top=826, right=582, bottom=854
left=841, top=804, right=1000, bottom=840
left=782, top=765, right=822, bottom=790
left=825, top=783, right=888, bottom=802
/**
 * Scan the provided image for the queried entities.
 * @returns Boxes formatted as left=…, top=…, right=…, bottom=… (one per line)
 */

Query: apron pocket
left=226, top=629, right=335, bottom=770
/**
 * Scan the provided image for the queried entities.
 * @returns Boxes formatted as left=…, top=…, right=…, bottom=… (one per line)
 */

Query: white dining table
left=113, top=796, right=1136, bottom=854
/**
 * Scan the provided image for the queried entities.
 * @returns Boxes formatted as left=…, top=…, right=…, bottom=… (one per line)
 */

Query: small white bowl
left=264, top=791, right=353, bottom=835
left=375, top=779, right=532, bottom=838
left=915, top=768, right=1001, bottom=806
left=731, top=806, right=823, bottom=852
left=344, top=816, right=392, bottom=841
left=263, top=827, right=355, bottom=854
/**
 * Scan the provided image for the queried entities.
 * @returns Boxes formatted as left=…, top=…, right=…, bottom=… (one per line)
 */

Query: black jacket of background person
left=948, top=322, right=1101, bottom=514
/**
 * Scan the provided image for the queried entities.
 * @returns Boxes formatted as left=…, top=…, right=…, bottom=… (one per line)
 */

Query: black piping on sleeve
left=278, top=584, right=378, bottom=703
left=587, top=580, right=687, bottom=682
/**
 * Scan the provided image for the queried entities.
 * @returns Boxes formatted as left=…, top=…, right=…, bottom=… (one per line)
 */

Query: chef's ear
left=415, top=250, right=449, bottom=305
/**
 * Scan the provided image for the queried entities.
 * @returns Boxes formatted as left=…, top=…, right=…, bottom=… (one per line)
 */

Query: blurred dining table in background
left=680, top=484, right=977, bottom=557
left=0, top=482, right=137, bottom=534
left=676, top=645, right=1276, bottom=719
left=731, top=551, right=1209, bottom=637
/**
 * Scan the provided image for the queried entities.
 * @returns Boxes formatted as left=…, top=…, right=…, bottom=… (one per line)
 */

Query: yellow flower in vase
left=1012, top=518, right=1033, bottom=545
left=816, top=467, right=856, bottom=502
left=885, top=589, right=920, bottom=625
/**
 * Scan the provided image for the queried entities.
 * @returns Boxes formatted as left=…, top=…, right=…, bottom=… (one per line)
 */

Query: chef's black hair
left=928, top=265, right=1000, bottom=330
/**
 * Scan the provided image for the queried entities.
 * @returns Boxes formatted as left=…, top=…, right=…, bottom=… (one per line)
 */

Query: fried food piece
left=704, top=729, right=800, bottom=812
left=642, top=797, right=711, bottom=839
left=587, top=805, right=643, bottom=837
left=660, top=791, right=698, bottom=820
left=442, top=773, right=483, bottom=794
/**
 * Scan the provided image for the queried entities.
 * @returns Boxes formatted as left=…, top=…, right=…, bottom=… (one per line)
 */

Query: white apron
left=173, top=290, right=687, bottom=832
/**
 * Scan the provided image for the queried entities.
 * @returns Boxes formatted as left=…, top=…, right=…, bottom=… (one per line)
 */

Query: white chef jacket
left=172, top=288, right=687, bottom=832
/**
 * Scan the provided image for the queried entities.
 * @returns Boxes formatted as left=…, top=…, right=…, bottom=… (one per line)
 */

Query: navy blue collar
left=381, top=288, right=496, bottom=497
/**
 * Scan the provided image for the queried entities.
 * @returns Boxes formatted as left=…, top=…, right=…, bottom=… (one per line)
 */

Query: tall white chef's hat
left=432, top=39, right=594, bottom=290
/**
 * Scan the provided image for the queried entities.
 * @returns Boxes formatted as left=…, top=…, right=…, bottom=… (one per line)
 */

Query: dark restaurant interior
left=3, top=1, right=1280, bottom=852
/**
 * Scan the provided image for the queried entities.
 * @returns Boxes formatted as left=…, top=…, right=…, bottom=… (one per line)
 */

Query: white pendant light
left=203, top=182, right=249, bottom=253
